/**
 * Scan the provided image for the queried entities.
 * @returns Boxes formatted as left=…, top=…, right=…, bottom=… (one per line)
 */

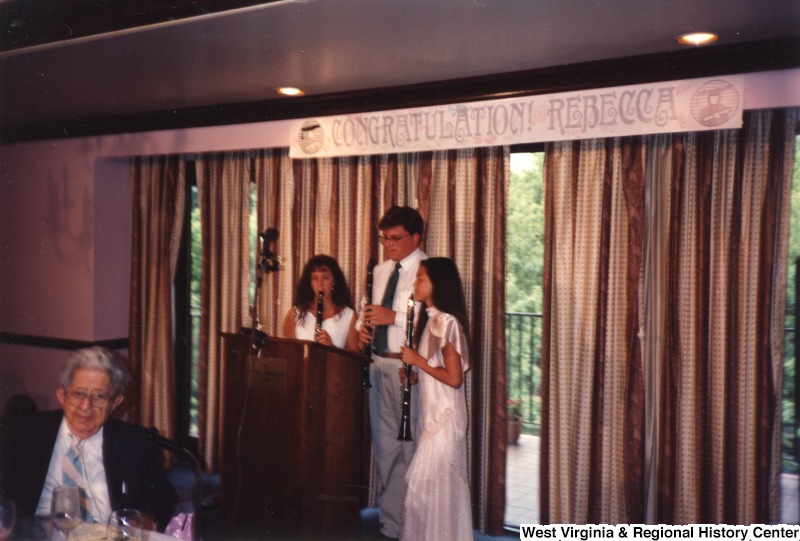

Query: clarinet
left=397, top=295, right=415, bottom=441
left=361, top=258, right=377, bottom=388
left=314, top=291, right=324, bottom=341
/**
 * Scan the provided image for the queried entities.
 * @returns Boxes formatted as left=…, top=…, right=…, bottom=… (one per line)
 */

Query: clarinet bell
left=397, top=363, right=413, bottom=441
left=397, top=402, right=413, bottom=441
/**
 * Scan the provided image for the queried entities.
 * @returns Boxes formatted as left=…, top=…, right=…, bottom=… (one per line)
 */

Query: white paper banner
left=289, top=75, right=744, bottom=158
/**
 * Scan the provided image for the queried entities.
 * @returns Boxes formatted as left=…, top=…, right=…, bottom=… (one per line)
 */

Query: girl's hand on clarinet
left=315, top=329, right=332, bottom=346
left=398, top=366, right=419, bottom=386
left=401, top=346, right=422, bottom=367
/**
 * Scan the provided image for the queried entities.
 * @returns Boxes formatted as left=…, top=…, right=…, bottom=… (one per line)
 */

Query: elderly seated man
left=0, top=346, right=177, bottom=535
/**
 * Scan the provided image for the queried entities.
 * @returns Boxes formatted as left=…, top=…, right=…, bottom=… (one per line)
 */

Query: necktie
left=63, top=435, right=94, bottom=522
left=372, top=262, right=401, bottom=354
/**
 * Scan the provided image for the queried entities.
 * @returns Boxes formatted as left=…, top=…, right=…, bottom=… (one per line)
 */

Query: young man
left=358, top=205, right=427, bottom=539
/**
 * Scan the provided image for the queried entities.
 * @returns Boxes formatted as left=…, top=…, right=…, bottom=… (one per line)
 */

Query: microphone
left=258, top=227, right=282, bottom=273
left=252, top=227, right=280, bottom=354
left=258, top=228, right=279, bottom=242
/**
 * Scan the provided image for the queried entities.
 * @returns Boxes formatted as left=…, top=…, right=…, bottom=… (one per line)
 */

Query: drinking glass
left=107, top=509, right=143, bottom=541
left=51, top=486, right=82, bottom=541
left=0, top=498, right=15, bottom=541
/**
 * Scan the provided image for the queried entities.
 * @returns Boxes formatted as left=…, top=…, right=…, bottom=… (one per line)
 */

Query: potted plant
left=507, top=399, right=522, bottom=444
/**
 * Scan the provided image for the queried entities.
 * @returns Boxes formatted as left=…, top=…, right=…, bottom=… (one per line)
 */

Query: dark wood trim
left=0, top=0, right=285, bottom=52
left=2, top=37, right=798, bottom=144
left=510, top=143, right=545, bottom=154
left=0, top=332, right=130, bottom=351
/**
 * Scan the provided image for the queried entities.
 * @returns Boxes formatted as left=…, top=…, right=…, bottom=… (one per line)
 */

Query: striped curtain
left=656, top=109, right=796, bottom=524
left=541, top=109, right=797, bottom=524
left=196, top=152, right=253, bottom=471
left=129, top=155, right=185, bottom=438
left=252, top=147, right=509, bottom=534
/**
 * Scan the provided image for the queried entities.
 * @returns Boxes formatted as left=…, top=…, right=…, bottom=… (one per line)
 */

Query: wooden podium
left=219, top=332, right=370, bottom=540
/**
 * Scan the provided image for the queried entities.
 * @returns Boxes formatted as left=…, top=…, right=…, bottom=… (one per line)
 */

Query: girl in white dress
left=281, top=254, right=358, bottom=350
left=400, top=257, right=473, bottom=541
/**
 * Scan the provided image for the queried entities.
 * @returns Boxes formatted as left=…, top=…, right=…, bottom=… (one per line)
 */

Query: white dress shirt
left=361, top=247, right=427, bottom=354
left=36, top=418, right=113, bottom=523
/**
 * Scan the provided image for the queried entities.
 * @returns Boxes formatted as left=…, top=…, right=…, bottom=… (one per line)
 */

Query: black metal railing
left=786, top=321, right=797, bottom=473
left=505, top=312, right=542, bottom=434
left=791, top=257, right=800, bottom=473
left=506, top=309, right=798, bottom=472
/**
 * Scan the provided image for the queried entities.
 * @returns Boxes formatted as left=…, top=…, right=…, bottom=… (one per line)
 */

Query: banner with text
left=289, top=75, right=744, bottom=158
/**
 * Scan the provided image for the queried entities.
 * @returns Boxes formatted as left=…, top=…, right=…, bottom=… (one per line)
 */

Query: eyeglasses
left=64, top=389, right=112, bottom=408
left=378, top=233, right=410, bottom=245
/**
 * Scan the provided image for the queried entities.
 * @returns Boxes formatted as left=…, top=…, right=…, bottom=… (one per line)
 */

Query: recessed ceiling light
left=676, top=32, right=719, bottom=46
left=276, top=87, right=305, bottom=97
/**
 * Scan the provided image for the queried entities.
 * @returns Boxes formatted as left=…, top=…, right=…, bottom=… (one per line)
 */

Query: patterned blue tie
left=63, top=435, right=94, bottom=522
left=372, top=262, right=401, bottom=354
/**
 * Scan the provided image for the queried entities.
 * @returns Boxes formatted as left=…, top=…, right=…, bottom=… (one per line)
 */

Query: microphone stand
left=251, top=228, right=281, bottom=356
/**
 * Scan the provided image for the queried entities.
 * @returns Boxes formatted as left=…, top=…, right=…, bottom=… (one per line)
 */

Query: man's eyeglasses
left=64, top=389, right=112, bottom=408
left=378, top=233, right=410, bottom=245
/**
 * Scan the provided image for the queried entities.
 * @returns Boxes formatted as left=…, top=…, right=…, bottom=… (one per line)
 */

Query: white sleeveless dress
left=401, top=307, right=473, bottom=541
left=292, top=306, right=354, bottom=349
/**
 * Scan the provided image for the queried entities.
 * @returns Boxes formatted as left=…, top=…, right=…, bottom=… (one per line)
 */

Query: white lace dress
left=401, top=307, right=473, bottom=541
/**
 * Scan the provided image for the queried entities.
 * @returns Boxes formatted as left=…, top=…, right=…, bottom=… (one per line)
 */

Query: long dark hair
left=293, top=255, right=353, bottom=323
left=413, top=257, right=468, bottom=347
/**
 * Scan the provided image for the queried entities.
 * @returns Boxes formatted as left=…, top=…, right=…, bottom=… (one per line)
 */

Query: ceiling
left=1, top=0, right=799, bottom=141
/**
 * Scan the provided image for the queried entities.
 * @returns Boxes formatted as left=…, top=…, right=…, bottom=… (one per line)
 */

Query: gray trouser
left=368, top=354, right=419, bottom=538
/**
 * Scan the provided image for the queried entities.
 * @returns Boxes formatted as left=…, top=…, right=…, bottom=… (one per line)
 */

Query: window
left=174, top=164, right=200, bottom=448
left=174, top=160, right=259, bottom=447
left=505, top=149, right=544, bottom=527
left=783, top=135, right=800, bottom=478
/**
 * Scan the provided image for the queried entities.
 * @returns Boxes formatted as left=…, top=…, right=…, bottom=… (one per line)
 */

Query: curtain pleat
left=619, top=139, right=646, bottom=523
left=196, top=152, right=252, bottom=471
left=642, top=134, right=674, bottom=522
left=656, top=133, right=687, bottom=523
left=128, top=155, right=185, bottom=438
